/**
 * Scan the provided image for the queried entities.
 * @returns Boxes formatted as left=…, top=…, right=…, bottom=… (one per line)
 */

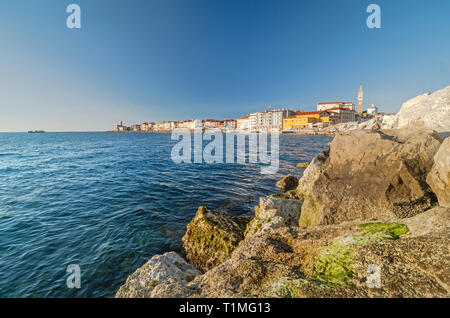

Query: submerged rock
left=276, top=174, right=299, bottom=191
left=427, top=138, right=450, bottom=207
left=115, top=252, right=200, bottom=298
left=299, top=129, right=442, bottom=226
left=182, top=206, right=249, bottom=272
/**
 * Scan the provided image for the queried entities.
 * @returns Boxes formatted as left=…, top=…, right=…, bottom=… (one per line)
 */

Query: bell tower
left=357, top=85, right=363, bottom=114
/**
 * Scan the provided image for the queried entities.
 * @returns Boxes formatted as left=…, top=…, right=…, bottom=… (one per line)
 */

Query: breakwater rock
left=392, top=86, right=450, bottom=133
left=115, top=252, right=200, bottom=298
left=116, top=127, right=449, bottom=298
left=276, top=174, right=299, bottom=192
left=182, top=206, right=251, bottom=272
left=245, top=195, right=302, bottom=237
left=298, top=128, right=442, bottom=226
left=427, top=137, right=450, bottom=207
left=152, top=206, right=449, bottom=298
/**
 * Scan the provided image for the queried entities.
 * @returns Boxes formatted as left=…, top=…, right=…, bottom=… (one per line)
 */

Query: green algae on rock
left=309, top=222, right=409, bottom=287
left=276, top=174, right=299, bottom=192
left=297, top=162, right=310, bottom=168
left=182, top=206, right=249, bottom=272
left=311, top=239, right=355, bottom=286
left=358, top=222, right=409, bottom=240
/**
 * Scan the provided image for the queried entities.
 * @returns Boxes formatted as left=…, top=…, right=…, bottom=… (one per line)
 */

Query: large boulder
left=298, top=129, right=442, bottom=226
left=427, top=138, right=450, bottom=207
left=182, top=206, right=250, bottom=272
left=245, top=195, right=303, bottom=237
left=384, top=86, right=450, bottom=132
left=156, top=207, right=449, bottom=298
left=276, top=174, right=299, bottom=191
left=115, top=252, right=200, bottom=298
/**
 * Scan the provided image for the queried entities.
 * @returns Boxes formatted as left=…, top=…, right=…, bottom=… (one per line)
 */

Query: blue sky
left=0, top=0, right=449, bottom=132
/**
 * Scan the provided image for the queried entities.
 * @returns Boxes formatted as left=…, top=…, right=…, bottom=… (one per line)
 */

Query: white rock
left=392, top=86, right=450, bottom=132
left=115, top=251, right=201, bottom=298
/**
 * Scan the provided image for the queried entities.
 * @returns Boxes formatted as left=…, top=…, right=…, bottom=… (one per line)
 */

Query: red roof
left=317, top=101, right=344, bottom=105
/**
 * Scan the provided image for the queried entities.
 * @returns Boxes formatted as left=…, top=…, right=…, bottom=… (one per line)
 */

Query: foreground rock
left=298, top=128, right=442, bottom=226
left=295, top=150, right=329, bottom=200
left=182, top=206, right=250, bottom=272
left=384, top=86, right=450, bottom=132
left=276, top=174, right=299, bottom=191
left=115, top=252, right=200, bottom=298
left=150, top=207, right=449, bottom=298
left=427, top=138, right=450, bottom=207
left=245, top=195, right=302, bottom=237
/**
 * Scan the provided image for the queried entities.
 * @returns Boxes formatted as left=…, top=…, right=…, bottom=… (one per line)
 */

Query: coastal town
left=112, top=86, right=386, bottom=133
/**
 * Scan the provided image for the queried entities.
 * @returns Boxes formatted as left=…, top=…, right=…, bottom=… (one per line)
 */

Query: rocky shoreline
left=115, top=87, right=449, bottom=298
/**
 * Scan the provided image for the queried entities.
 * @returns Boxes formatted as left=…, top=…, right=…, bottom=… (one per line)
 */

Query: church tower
left=357, top=85, right=363, bottom=114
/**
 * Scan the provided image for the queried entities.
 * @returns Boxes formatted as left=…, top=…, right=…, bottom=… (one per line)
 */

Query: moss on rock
left=297, top=162, right=310, bottom=168
left=358, top=222, right=409, bottom=240
left=269, top=190, right=300, bottom=200
left=182, top=206, right=249, bottom=272
left=309, top=222, right=410, bottom=287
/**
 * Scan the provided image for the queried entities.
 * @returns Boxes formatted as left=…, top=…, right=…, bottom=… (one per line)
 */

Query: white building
left=236, top=115, right=251, bottom=130
left=326, top=108, right=356, bottom=123
left=248, top=113, right=257, bottom=130
left=367, top=104, right=378, bottom=115
left=223, top=119, right=236, bottom=129
left=317, top=102, right=354, bottom=111
left=253, top=109, right=295, bottom=130
left=191, top=119, right=203, bottom=129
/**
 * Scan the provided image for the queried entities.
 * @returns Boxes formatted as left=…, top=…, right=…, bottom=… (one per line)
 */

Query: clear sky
left=0, top=0, right=449, bottom=132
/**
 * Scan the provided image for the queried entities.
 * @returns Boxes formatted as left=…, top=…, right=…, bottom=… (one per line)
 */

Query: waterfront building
left=177, top=120, right=193, bottom=129
left=254, top=109, right=295, bottom=130
left=154, top=121, right=174, bottom=130
left=140, top=122, right=151, bottom=131
left=191, top=119, right=203, bottom=129
left=326, top=108, right=356, bottom=123
left=357, top=85, right=363, bottom=114
left=282, top=111, right=331, bottom=130
left=115, top=121, right=127, bottom=132
left=130, top=124, right=141, bottom=132
left=202, top=119, right=222, bottom=128
left=236, top=115, right=251, bottom=130
left=342, top=102, right=355, bottom=111
left=317, top=101, right=354, bottom=111
left=248, top=113, right=257, bottom=130
left=223, top=119, right=236, bottom=129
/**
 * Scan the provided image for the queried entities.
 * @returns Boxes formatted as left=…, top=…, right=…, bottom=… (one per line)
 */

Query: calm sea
left=0, top=132, right=331, bottom=297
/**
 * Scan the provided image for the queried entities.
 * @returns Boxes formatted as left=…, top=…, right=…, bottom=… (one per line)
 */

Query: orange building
left=282, top=111, right=331, bottom=130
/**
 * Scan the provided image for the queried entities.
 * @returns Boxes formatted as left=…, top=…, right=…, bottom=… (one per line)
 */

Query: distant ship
left=28, top=130, right=45, bottom=133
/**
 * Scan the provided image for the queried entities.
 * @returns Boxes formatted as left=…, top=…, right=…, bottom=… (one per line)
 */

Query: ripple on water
left=0, top=132, right=331, bottom=297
